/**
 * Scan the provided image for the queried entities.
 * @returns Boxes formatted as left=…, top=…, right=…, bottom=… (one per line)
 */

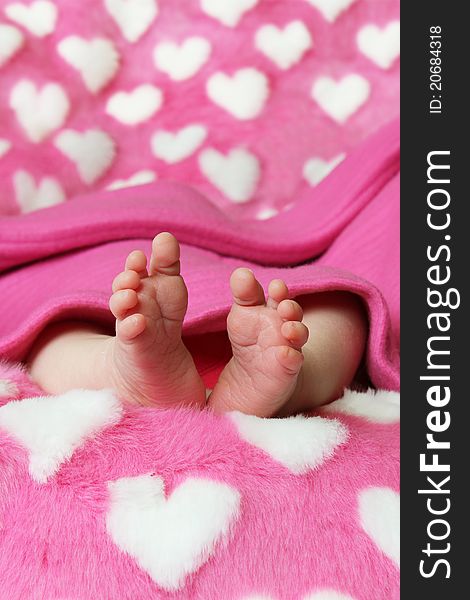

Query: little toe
left=116, top=313, right=146, bottom=341
left=125, top=250, right=148, bottom=276
left=112, top=270, right=141, bottom=293
left=230, top=268, right=265, bottom=306
left=109, top=289, right=138, bottom=319
left=277, top=299, right=303, bottom=322
left=274, top=345, right=304, bottom=374
left=281, top=321, right=309, bottom=349
left=267, top=279, right=289, bottom=308
left=149, top=232, right=181, bottom=275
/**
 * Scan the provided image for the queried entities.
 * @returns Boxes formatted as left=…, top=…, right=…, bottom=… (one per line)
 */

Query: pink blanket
left=0, top=119, right=399, bottom=391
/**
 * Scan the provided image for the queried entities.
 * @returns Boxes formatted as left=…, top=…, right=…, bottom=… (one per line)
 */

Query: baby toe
left=109, top=288, right=138, bottom=319
left=274, top=345, right=304, bottom=374
left=267, top=279, right=289, bottom=308
left=277, top=299, right=303, bottom=322
left=116, top=313, right=146, bottom=341
left=150, top=232, right=181, bottom=275
left=230, top=268, right=265, bottom=306
left=112, top=269, right=141, bottom=293
left=125, top=250, right=148, bottom=275
left=281, top=321, right=309, bottom=349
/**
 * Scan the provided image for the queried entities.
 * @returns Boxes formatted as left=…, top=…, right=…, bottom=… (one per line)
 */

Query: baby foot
left=106, top=233, right=206, bottom=408
left=208, top=269, right=309, bottom=416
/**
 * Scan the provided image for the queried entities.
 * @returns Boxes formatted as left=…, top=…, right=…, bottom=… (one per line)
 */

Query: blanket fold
left=0, top=120, right=399, bottom=391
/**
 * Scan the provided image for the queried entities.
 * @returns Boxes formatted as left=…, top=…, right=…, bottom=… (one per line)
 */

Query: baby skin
left=27, top=233, right=367, bottom=417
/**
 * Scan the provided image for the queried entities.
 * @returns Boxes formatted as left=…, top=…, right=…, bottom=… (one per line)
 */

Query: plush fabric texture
left=0, top=362, right=399, bottom=600
left=0, top=0, right=399, bottom=218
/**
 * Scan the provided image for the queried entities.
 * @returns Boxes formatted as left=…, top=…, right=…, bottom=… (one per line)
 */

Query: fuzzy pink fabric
left=0, top=361, right=399, bottom=600
left=0, top=0, right=399, bottom=218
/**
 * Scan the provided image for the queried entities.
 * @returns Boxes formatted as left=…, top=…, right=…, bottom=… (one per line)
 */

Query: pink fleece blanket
left=0, top=120, right=399, bottom=391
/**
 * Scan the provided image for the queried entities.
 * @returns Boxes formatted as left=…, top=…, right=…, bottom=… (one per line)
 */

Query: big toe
left=150, top=232, right=181, bottom=275
left=230, top=268, right=265, bottom=307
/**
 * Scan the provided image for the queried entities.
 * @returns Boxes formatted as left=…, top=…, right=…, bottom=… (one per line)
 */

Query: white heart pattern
left=151, top=124, right=207, bottom=163
left=230, top=411, right=348, bottom=474
left=107, top=169, right=156, bottom=191
left=358, top=487, right=400, bottom=567
left=0, top=389, right=122, bottom=483
left=0, top=139, right=12, bottom=159
left=199, top=147, right=260, bottom=203
left=357, top=21, right=400, bottom=69
left=207, top=68, right=269, bottom=120
left=0, top=23, right=24, bottom=67
left=104, top=0, right=158, bottom=43
left=13, top=169, right=65, bottom=213
left=153, top=37, right=211, bottom=81
left=106, top=474, right=240, bottom=591
left=311, top=74, right=370, bottom=123
left=255, top=21, right=312, bottom=70
left=305, top=0, right=357, bottom=23
left=200, top=0, right=258, bottom=27
left=255, top=207, right=279, bottom=220
left=10, top=80, right=70, bottom=143
left=55, top=129, right=116, bottom=184
left=303, top=153, right=345, bottom=186
left=106, top=85, right=163, bottom=125
left=5, top=0, right=57, bottom=37
left=57, top=36, right=120, bottom=93
left=321, top=389, right=400, bottom=424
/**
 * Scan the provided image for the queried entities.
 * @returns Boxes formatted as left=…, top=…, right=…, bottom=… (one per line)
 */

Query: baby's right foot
left=209, top=269, right=309, bottom=416
left=105, top=233, right=206, bottom=408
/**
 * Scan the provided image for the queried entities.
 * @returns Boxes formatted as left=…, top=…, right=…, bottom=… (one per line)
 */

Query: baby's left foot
left=208, top=269, right=309, bottom=416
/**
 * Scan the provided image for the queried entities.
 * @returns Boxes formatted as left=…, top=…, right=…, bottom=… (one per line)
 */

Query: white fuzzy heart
left=255, top=207, right=278, bottom=220
left=106, top=85, right=163, bottom=125
left=199, top=147, right=260, bottom=203
left=9, top=80, right=70, bottom=143
left=357, top=21, right=400, bottom=69
left=255, top=21, right=312, bottom=70
left=107, top=169, right=156, bottom=190
left=358, top=487, right=400, bottom=567
left=305, top=0, right=357, bottom=23
left=5, top=1, right=57, bottom=37
left=151, top=124, right=207, bottom=163
left=0, top=23, right=24, bottom=66
left=200, top=0, right=258, bottom=27
left=57, top=36, right=120, bottom=93
left=0, top=139, right=12, bottom=159
left=312, top=74, right=370, bottom=124
left=207, top=68, right=269, bottom=120
left=321, top=389, right=400, bottom=424
left=55, top=129, right=116, bottom=184
left=105, top=0, right=158, bottom=43
left=153, top=37, right=211, bottom=81
left=230, top=412, right=348, bottom=474
left=0, top=389, right=122, bottom=483
left=107, top=474, right=240, bottom=591
left=303, top=153, right=345, bottom=186
left=13, top=169, right=65, bottom=213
